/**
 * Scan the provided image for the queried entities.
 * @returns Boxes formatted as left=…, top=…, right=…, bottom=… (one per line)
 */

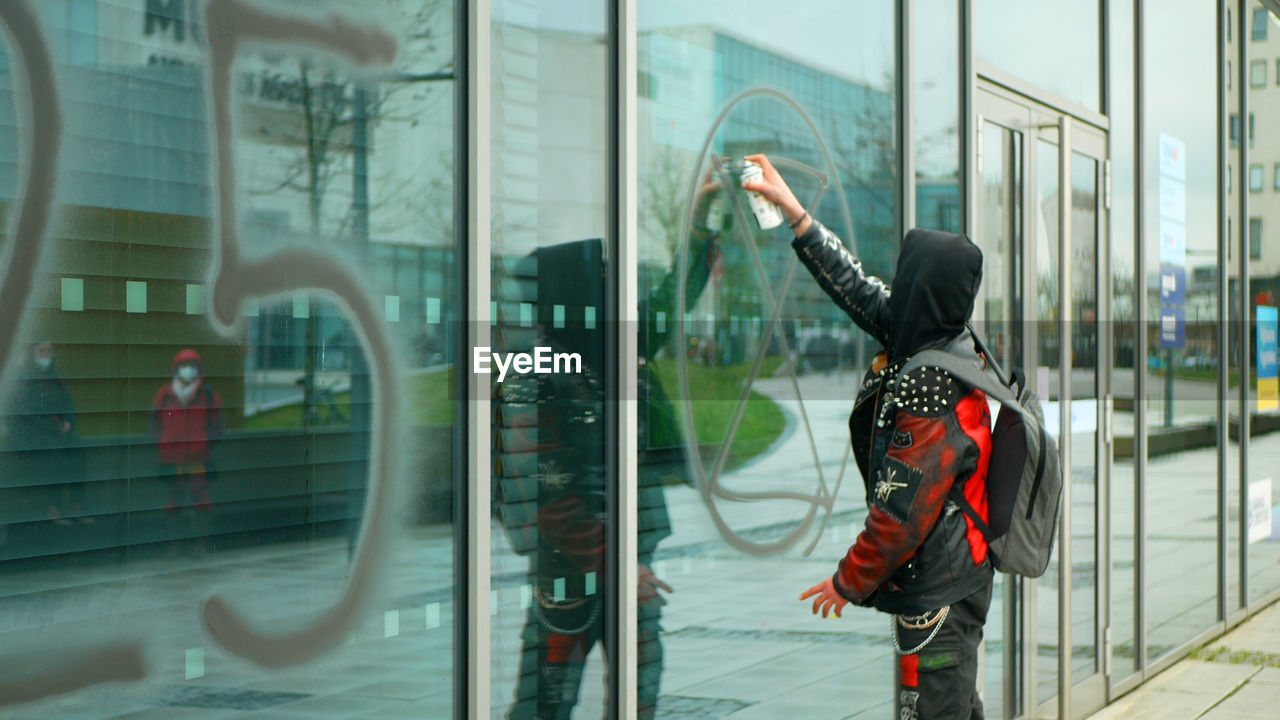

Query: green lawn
left=242, top=361, right=789, bottom=468
left=242, top=369, right=455, bottom=430
left=648, top=356, right=789, bottom=465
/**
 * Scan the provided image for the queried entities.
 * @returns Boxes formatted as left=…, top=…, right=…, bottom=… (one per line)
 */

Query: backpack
left=897, top=327, right=1062, bottom=578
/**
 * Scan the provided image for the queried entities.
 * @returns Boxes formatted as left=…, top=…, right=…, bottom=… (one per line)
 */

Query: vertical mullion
left=466, top=0, right=492, bottom=717
left=615, top=0, right=639, bottom=717
left=1058, top=114, right=1074, bottom=720
left=1239, top=0, right=1252, bottom=611
left=899, top=0, right=915, bottom=231
left=1133, top=0, right=1148, bottom=676
left=1217, top=0, right=1230, bottom=624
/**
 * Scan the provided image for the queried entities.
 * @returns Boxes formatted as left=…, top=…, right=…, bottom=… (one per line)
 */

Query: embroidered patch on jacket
left=873, top=456, right=924, bottom=523
left=890, top=429, right=914, bottom=449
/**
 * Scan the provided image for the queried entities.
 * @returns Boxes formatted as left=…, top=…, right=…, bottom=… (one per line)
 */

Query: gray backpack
left=898, top=328, right=1062, bottom=578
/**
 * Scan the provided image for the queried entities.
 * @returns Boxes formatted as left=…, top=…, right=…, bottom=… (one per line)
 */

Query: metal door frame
left=974, top=80, right=1113, bottom=720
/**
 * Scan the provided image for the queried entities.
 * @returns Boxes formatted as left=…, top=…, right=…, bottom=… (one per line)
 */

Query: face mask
left=177, top=365, right=199, bottom=382
left=34, top=357, right=52, bottom=370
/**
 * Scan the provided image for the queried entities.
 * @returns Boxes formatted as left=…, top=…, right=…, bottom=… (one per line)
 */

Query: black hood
left=887, top=228, right=983, bottom=361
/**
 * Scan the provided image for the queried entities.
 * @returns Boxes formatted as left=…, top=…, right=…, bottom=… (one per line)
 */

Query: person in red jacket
left=744, top=154, right=994, bottom=720
left=150, top=349, right=223, bottom=548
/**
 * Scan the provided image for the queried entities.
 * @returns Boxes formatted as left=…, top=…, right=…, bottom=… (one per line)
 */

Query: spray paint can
left=739, top=160, right=785, bottom=230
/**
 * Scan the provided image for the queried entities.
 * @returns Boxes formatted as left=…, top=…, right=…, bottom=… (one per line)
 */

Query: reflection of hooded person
left=499, top=233, right=712, bottom=720
left=3, top=340, right=87, bottom=525
left=793, top=223, right=995, bottom=720
left=150, top=349, right=223, bottom=540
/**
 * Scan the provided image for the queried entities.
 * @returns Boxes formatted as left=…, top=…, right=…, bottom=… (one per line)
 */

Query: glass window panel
left=636, top=0, right=899, bottom=716
left=489, top=1, right=614, bottom=717
left=1035, top=136, right=1062, bottom=703
left=1252, top=58, right=1268, bottom=87
left=1142, top=0, right=1220, bottom=660
left=1248, top=2, right=1280, bottom=605
left=976, top=0, right=1101, bottom=111
left=1252, top=164, right=1266, bottom=192
left=915, top=0, right=961, bottom=233
left=1109, top=0, right=1140, bottom=679
left=0, top=2, right=459, bottom=716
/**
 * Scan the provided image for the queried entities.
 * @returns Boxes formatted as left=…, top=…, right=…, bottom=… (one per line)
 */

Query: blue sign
left=1159, top=263, right=1186, bottom=306
left=1260, top=305, right=1278, bottom=379
left=1160, top=306, right=1186, bottom=349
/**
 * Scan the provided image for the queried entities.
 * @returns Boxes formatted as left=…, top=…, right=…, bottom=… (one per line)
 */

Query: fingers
left=651, top=576, right=674, bottom=594
left=743, top=153, right=770, bottom=172
left=741, top=180, right=769, bottom=194
left=799, top=583, right=823, bottom=601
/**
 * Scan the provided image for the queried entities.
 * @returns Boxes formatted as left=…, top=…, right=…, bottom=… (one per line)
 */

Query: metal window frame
left=615, top=0, right=640, bottom=716
left=465, top=0, right=492, bottom=717
left=1218, top=0, right=1231, bottom=628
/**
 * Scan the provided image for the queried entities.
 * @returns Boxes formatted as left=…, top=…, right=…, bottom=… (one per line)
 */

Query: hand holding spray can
left=739, top=159, right=785, bottom=230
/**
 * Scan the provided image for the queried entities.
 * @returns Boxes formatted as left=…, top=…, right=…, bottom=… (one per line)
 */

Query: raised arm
left=741, top=153, right=891, bottom=347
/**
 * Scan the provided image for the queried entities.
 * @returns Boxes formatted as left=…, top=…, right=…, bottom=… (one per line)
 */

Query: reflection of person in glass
left=745, top=154, right=995, bottom=719
left=150, top=349, right=223, bottom=550
left=499, top=222, right=718, bottom=719
left=3, top=340, right=88, bottom=526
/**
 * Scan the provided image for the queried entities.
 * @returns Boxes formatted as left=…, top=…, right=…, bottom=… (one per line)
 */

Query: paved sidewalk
left=1088, top=602, right=1280, bottom=720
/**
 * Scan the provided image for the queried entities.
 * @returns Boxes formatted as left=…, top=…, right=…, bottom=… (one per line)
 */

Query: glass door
left=975, top=83, right=1112, bottom=720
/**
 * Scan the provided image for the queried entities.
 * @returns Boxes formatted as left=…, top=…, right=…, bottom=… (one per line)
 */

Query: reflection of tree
left=243, top=0, right=453, bottom=423
left=641, top=144, right=696, bottom=260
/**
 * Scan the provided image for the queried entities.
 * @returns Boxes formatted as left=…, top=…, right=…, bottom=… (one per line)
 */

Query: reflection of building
left=0, top=0, right=456, bottom=432
left=637, top=25, right=897, bottom=369
left=1227, top=6, right=1280, bottom=370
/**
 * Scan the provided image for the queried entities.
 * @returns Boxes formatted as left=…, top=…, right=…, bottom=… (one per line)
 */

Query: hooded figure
left=792, top=222, right=994, bottom=719
left=3, top=340, right=88, bottom=524
left=150, top=349, right=223, bottom=525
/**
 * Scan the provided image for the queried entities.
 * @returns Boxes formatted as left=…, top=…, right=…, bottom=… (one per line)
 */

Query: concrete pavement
left=1087, top=602, right=1280, bottom=720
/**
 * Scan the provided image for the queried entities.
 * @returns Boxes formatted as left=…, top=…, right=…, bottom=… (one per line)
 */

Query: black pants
left=893, top=579, right=993, bottom=720
left=507, top=596, right=663, bottom=719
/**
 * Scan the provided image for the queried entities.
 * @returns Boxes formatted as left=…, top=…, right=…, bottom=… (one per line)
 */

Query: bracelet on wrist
left=788, top=211, right=810, bottom=230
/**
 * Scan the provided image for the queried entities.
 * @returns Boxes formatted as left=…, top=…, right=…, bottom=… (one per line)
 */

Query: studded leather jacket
left=793, top=220, right=994, bottom=615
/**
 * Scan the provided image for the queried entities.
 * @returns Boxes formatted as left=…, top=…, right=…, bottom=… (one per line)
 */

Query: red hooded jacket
left=150, top=349, right=224, bottom=465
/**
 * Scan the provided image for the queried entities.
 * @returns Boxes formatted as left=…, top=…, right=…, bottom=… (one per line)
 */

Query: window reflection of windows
left=1231, top=114, right=1240, bottom=146
left=1254, top=7, right=1269, bottom=41
left=1274, top=162, right=1280, bottom=189
left=1252, top=59, right=1267, bottom=87
left=1250, top=217, right=1263, bottom=259
left=1251, top=164, right=1264, bottom=192
left=1250, top=112, right=1255, bottom=146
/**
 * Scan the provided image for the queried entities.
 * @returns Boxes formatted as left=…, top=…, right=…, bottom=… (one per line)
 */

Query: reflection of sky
left=1142, top=0, right=1218, bottom=277
left=975, top=0, right=1101, bottom=111
left=914, top=0, right=960, bottom=178
left=507, top=0, right=896, bottom=89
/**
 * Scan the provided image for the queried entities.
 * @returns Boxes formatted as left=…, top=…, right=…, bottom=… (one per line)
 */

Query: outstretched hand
left=741, top=154, right=809, bottom=234
left=799, top=576, right=850, bottom=619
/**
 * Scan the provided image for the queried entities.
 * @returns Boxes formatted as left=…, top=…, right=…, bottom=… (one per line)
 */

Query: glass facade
left=0, top=1, right=1278, bottom=719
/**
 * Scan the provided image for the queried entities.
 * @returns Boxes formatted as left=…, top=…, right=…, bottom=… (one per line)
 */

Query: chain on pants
left=893, top=579, right=993, bottom=720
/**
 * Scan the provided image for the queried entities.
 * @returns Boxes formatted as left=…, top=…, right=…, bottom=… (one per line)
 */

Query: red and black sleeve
left=831, top=366, right=983, bottom=603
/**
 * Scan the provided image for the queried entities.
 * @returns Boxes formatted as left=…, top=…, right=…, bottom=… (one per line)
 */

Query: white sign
left=1249, top=478, right=1273, bottom=545
left=1159, top=132, right=1187, bottom=182
left=1159, top=218, right=1187, bottom=266
left=1158, top=174, right=1186, bottom=222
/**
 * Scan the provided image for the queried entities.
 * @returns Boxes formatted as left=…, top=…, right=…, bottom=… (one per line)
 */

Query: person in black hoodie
left=3, top=340, right=89, bottom=527
left=744, top=154, right=994, bottom=720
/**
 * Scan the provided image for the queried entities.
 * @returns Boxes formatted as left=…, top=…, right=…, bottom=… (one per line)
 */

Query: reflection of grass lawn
left=241, top=360, right=788, bottom=468
left=650, top=356, right=788, bottom=465
left=242, top=369, right=455, bottom=430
